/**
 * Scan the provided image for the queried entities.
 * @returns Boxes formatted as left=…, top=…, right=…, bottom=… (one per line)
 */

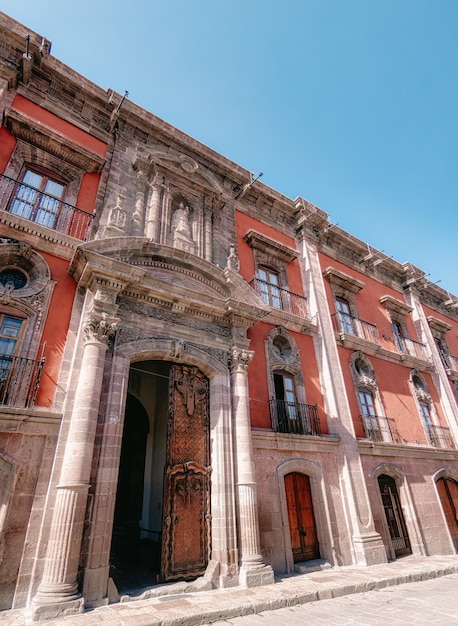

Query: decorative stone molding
left=243, top=230, right=298, bottom=265
left=380, top=295, right=412, bottom=316
left=4, top=108, right=106, bottom=173
left=323, top=267, right=365, bottom=293
left=427, top=316, right=452, bottom=335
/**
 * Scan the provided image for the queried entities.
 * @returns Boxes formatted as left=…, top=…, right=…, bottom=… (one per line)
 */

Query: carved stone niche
left=170, top=195, right=197, bottom=254
left=351, top=352, right=377, bottom=390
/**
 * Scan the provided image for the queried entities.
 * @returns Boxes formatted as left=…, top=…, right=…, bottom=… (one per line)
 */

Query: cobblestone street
left=206, top=573, right=458, bottom=625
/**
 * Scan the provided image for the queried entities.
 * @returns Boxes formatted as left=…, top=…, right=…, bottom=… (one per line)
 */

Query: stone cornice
left=252, top=429, right=341, bottom=452
left=358, top=439, right=458, bottom=460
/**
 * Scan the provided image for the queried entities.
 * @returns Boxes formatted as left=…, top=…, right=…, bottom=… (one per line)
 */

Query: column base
left=352, top=531, right=388, bottom=567
left=30, top=597, right=84, bottom=622
left=239, top=562, right=275, bottom=587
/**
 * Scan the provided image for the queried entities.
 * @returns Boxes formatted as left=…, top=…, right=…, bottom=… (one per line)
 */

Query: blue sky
left=3, top=1, right=458, bottom=295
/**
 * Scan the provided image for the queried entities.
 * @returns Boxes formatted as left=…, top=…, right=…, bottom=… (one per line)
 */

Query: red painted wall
left=34, top=253, right=76, bottom=407
left=11, top=95, right=107, bottom=158
left=0, top=127, right=16, bottom=173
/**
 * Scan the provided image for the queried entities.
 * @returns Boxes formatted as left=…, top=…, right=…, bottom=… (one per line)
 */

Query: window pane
left=1, top=317, right=22, bottom=337
left=23, top=170, right=43, bottom=188
left=44, top=180, right=65, bottom=198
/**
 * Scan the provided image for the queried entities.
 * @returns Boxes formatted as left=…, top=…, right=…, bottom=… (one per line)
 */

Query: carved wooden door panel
left=285, top=472, right=320, bottom=562
left=161, top=364, right=211, bottom=581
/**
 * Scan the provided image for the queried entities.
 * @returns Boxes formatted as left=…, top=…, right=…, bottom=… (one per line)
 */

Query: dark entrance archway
left=110, top=361, right=211, bottom=593
left=378, top=474, right=411, bottom=557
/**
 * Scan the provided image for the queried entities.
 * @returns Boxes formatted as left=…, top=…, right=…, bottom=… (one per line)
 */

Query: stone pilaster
left=31, top=313, right=117, bottom=621
left=299, top=234, right=387, bottom=566
left=229, top=347, right=274, bottom=587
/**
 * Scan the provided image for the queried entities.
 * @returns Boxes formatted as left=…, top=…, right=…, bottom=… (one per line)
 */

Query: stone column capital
left=229, top=347, right=254, bottom=373
left=83, top=312, right=118, bottom=347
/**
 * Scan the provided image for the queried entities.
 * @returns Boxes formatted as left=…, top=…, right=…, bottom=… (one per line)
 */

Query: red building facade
left=0, top=12, right=457, bottom=621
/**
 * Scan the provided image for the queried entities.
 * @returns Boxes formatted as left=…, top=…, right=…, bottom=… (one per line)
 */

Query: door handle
left=299, top=530, right=307, bottom=537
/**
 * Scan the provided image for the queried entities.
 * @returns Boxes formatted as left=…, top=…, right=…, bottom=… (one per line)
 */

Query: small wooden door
left=161, top=364, right=211, bottom=581
left=378, top=475, right=411, bottom=556
left=436, top=477, right=458, bottom=551
left=285, top=472, right=319, bottom=562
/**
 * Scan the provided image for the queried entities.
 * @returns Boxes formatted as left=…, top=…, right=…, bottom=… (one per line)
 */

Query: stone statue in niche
left=171, top=201, right=196, bottom=253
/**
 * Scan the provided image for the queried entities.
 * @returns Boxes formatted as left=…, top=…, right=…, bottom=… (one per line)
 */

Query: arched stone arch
left=276, top=458, right=336, bottom=572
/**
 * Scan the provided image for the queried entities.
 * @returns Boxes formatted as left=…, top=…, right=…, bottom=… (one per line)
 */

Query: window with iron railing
left=1, top=171, right=93, bottom=240
left=331, top=311, right=379, bottom=343
left=249, top=277, right=308, bottom=317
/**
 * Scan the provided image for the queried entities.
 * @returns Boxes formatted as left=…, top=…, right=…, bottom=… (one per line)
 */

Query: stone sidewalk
left=1, top=555, right=458, bottom=626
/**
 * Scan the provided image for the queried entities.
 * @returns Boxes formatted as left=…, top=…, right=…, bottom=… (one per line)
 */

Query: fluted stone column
left=145, top=173, right=163, bottom=241
left=32, top=313, right=117, bottom=620
left=230, top=347, right=274, bottom=587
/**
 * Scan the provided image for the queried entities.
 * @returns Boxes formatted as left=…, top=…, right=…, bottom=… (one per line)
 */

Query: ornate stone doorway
left=110, top=361, right=211, bottom=592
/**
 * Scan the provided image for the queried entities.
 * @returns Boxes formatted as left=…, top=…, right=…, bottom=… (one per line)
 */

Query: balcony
left=331, top=312, right=379, bottom=343
left=0, top=173, right=93, bottom=241
left=392, top=335, right=429, bottom=361
left=361, top=414, right=403, bottom=444
left=249, top=278, right=308, bottom=317
left=269, top=399, right=321, bottom=436
left=0, top=353, right=45, bottom=409
left=424, top=424, right=455, bottom=449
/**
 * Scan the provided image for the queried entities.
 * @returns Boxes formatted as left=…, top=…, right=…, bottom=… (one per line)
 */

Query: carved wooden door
left=161, top=364, right=211, bottom=581
left=285, top=472, right=320, bottom=562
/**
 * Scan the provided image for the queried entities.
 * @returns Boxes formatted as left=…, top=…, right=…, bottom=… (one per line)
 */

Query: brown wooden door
left=437, top=477, right=458, bottom=551
left=378, top=474, right=411, bottom=557
left=285, top=472, right=319, bottom=562
left=161, top=364, right=211, bottom=581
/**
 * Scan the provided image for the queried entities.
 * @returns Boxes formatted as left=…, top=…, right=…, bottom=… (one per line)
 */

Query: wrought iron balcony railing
left=269, top=399, right=321, bottom=436
left=249, top=278, right=308, bottom=318
left=0, top=173, right=93, bottom=241
left=424, top=423, right=455, bottom=449
left=392, top=335, right=429, bottom=361
left=0, top=353, right=45, bottom=409
left=331, top=312, right=379, bottom=343
left=360, top=414, right=402, bottom=444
